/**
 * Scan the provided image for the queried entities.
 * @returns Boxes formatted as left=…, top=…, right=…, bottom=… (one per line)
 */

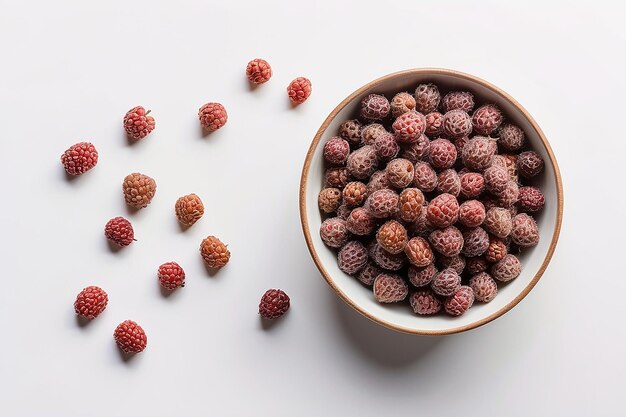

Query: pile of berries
left=318, top=83, right=545, bottom=317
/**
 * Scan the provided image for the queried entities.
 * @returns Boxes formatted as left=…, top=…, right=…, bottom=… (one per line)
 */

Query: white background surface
left=1, top=1, right=625, bottom=416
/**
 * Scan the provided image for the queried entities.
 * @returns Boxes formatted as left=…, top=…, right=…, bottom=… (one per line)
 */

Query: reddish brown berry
left=366, top=170, right=391, bottom=195
left=409, top=204, right=435, bottom=238
left=517, top=150, right=544, bottom=178
left=454, top=136, right=470, bottom=157
left=442, top=91, right=475, bottom=113
left=444, top=286, right=474, bottom=316
left=438, top=254, right=466, bottom=275
left=370, top=243, right=406, bottom=271
left=318, top=188, right=342, bottom=214
left=518, top=186, right=545, bottom=213
left=357, top=262, right=383, bottom=286
left=158, top=262, right=185, bottom=290
left=287, top=77, right=312, bottom=104
left=462, top=136, right=497, bottom=171
left=429, top=226, right=464, bottom=257
left=259, top=289, right=290, bottom=319
left=123, top=173, right=157, bottom=209
left=346, top=145, right=378, bottom=180
left=408, top=264, right=437, bottom=287
left=466, top=256, right=489, bottom=275
left=462, top=227, right=490, bottom=257
left=323, top=137, right=350, bottom=165
left=401, top=134, right=431, bottom=163
left=373, top=273, right=408, bottom=303
left=346, top=207, right=376, bottom=235
left=325, top=167, right=350, bottom=189
left=484, top=165, right=509, bottom=195
left=470, top=272, right=498, bottom=303
left=393, top=111, right=427, bottom=144
left=200, top=236, right=231, bottom=268
left=497, top=123, right=525, bottom=151
left=426, top=193, right=459, bottom=228
left=376, top=220, right=408, bottom=254
left=342, top=182, right=367, bottom=208
left=491, top=254, right=522, bottom=282
left=74, top=286, right=108, bottom=319
left=431, top=268, right=461, bottom=296
left=404, top=237, right=433, bottom=267
left=414, top=83, right=440, bottom=114
left=199, top=102, right=227, bottom=131
left=386, top=158, right=414, bottom=188
left=443, top=109, right=472, bottom=138
left=398, top=188, right=424, bottom=222
left=61, top=142, right=98, bottom=176
left=365, top=189, right=399, bottom=219
left=425, top=112, right=444, bottom=137
left=460, top=172, right=485, bottom=198
left=390, top=92, right=416, bottom=118
left=429, top=138, right=457, bottom=169
left=458, top=200, right=486, bottom=228
left=319, top=217, right=350, bottom=248
left=104, top=217, right=135, bottom=247
left=246, top=58, right=272, bottom=84
left=413, top=161, right=438, bottom=192
left=437, top=169, right=461, bottom=196
left=339, top=119, right=362, bottom=146
left=373, top=132, right=400, bottom=161
left=123, top=106, right=155, bottom=140
left=336, top=202, right=352, bottom=220
left=175, top=194, right=204, bottom=227
left=510, top=213, right=539, bottom=247
left=410, top=290, right=442, bottom=315
left=497, top=181, right=520, bottom=208
left=361, top=123, right=387, bottom=145
left=360, top=94, right=390, bottom=120
left=485, top=237, right=508, bottom=263
left=484, top=207, right=513, bottom=239
left=472, top=104, right=503, bottom=135
left=338, top=241, right=369, bottom=275
left=114, top=320, right=147, bottom=353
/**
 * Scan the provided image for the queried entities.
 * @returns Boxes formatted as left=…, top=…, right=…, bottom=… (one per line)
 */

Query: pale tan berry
left=175, top=193, right=204, bottom=227
left=361, top=123, right=387, bottom=145
left=318, top=188, right=342, bottom=213
left=491, top=254, right=522, bottom=282
left=510, top=213, right=539, bottom=247
left=484, top=207, right=513, bottom=239
left=200, top=236, right=230, bottom=269
left=470, top=272, right=498, bottom=303
left=342, top=182, right=367, bottom=208
left=123, top=173, right=157, bottom=209
left=373, top=273, right=408, bottom=303
left=386, top=158, right=414, bottom=188
left=390, top=92, right=416, bottom=118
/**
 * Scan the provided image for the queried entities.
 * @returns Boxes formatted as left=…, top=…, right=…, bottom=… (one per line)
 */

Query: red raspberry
left=319, top=217, right=350, bottom=248
left=357, top=262, right=383, bottom=286
left=442, top=91, right=475, bottom=113
left=259, top=289, right=290, bottom=319
left=484, top=207, right=513, bottom=239
left=410, top=290, right=442, bottom=315
left=443, top=109, right=472, bottom=138
left=497, top=181, right=520, bottom=208
left=408, top=264, right=437, bottom=287
left=318, top=187, right=342, bottom=214
left=484, top=165, right=509, bottom=195
left=373, top=132, right=400, bottom=161
left=429, top=226, right=464, bottom=257
left=123, top=106, right=155, bottom=140
left=462, top=227, right=489, bottom=257
left=373, top=273, right=408, bottom=303
left=74, top=286, right=108, bottom=319
left=518, top=186, right=545, bottom=213
left=392, top=111, right=426, bottom=144
left=370, top=243, right=406, bottom=271
left=360, top=94, right=390, bottom=120
left=398, top=188, right=424, bottom=222
left=114, top=320, right=147, bottom=353
left=414, top=83, right=441, bottom=114
left=390, top=92, right=416, bottom=118
left=444, top=286, right=474, bottom=316
left=438, top=254, right=466, bottom=275
left=462, top=136, right=497, bottom=171
left=510, top=213, right=539, bottom=247
left=338, top=241, right=369, bottom=275
left=342, top=181, right=367, bottom=207
left=425, top=112, right=444, bottom=137
left=401, top=134, right=431, bottom=163
left=431, top=268, right=461, bottom=296
left=377, top=220, right=409, bottom=254
left=158, top=262, right=185, bottom=290
left=346, top=207, right=376, bottom=235
left=198, top=102, right=228, bottom=131
left=61, top=142, right=98, bottom=176
left=409, top=204, right=435, bottom=238
left=104, top=217, right=135, bottom=247
left=497, top=123, right=525, bottom=151
left=287, top=77, right=312, bottom=104
left=361, top=123, right=387, bottom=145
left=323, top=137, right=350, bottom=165
left=346, top=145, right=378, bottom=180
left=485, top=237, right=508, bottom=263
left=429, top=138, right=457, bottom=169
left=246, top=58, right=272, bottom=84
left=426, top=193, right=459, bottom=228
left=366, top=170, right=391, bottom=195
left=491, top=254, right=522, bottom=282
left=325, top=167, right=350, bottom=189
left=472, top=104, right=503, bottom=135
left=517, top=151, right=544, bottom=178
left=413, top=161, right=438, bottom=192
left=365, top=189, right=399, bottom=219
left=460, top=172, right=485, bottom=198
left=458, top=200, right=486, bottom=228
left=200, top=236, right=231, bottom=269
left=339, top=119, right=362, bottom=146
left=437, top=169, right=461, bottom=196
left=386, top=158, right=414, bottom=188
left=466, top=256, right=489, bottom=275
left=404, top=237, right=434, bottom=267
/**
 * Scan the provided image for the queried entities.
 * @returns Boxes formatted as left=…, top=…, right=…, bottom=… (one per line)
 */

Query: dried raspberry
left=336, top=202, right=352, bottom=220
left=323, top=137, right=350, bottom=165
left=497, top=181, right=520, bottom=208
left=287, top=77, right=312, bottom=104
left=346, top=207, right=375, bottom=235
left=246, top=58, right=272, bottom=84
left=370, top=243, right=406, bottom=271
left=481, top=195, right=499, bottom=213
left=429, top=226, right=464, bottom=257
left=458, top=200, right=486, bottom=228
left=338, top=241, right=369, bottom=275
left=398, top=188, right=424, bottom=222
left=61, top=142, right=98, bottom=175
left=431, top=268, right=461, bottom=296
left=319, top=217, right=350, bottom=248
left=444, top=286, right=474, bottom=316
left=437, top=169, right=461, bottom=196
left=346, top=145, right=378, bottom=180
left=492, top=154, right=519, bottom=182
left=123, top=173, right=157, bottom=209
left=386, top=158, right=414, bottom=188
left=469, top=272, right=497, bottom=303
left=74, top=286, right=108, bottom=319
left=390, top=92, right=416, bottom=118
left=318, top=188, right=342, bottom=213
left=483, top=165, right=509, bottom=195
left=462, top=227, right=489, bottom=257
left=175, top=193, right=204, bottom=227
left=410, top=290, right=442, bottom=315
left=325, top=167, right=350, bottom=189
left=438, top=254, right=466, bottom=275
left=105, top=217, right=135, bottom=247
left=408, top=264, right=437, bottom=287
left=339, top=119, right=362, bottom=146
left=376, top=220, right=408, bottom=254
left=472, top=104, right=503, bottom=135
left=518, top=186, right=545, bottom=213
left=361, top=123, right=387, bottom=145
left=497, top=123, right=525, bottom=151
left=510, top=213, right=539, bottom=247
left=373, top=273, right=408, bottom=303
left=442, top=91, right=475, bottom=113
left=366, top=170, right=391, bottom=195
left=158, top=262, right=185, bottom=290
left=426, top=193, right=459, bottom=228
left=429, top=138, right=457, bottom=169
left=517, top=151, right=544, bottom=178
left=360, top=94, right=390, bottom=120
left=466, top=256, right=489, bottom=275
left=357, top=262, right=383, bottom=286
left=414, top=83, right=440, bottom=114
left=200, top=235, right=231, bottom=268
left=460, top=172, right=485, bottom=198
left=341, top=181, right=366, bottom=208
left=259, top=289, right=290, bottom=319
left=443, top=109, right=472, bottom=138
left=198, top=102, right=227, bottom=131
left=123, top=106, right=155, bottom=140
left=425, top=112, right=444, bottom=137
left=373, top=132, right=400, bottom=162
left=392, top=111, right=426, bottom=144
left=404, top=237, right=433, bottom=267
left=491, top=254, right=522, bottom=282
left=365, top=189, right=399, bottom=219
left=401, top=134, right=431, bottom=163
left=114, top=320, right=147, bottom=353
left=485, top=237, right=508, bottom=263
left=409, top=205, right=435, bottom=238
left=413, top=161, right=438, bottom=192
left=462, top=136, right=497, bottom=171
left=454, top=136, right=470, bottom=157
left=484, top=207, right=513, bottom=239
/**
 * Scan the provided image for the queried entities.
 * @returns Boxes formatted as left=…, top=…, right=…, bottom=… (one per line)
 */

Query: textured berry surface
left=472, top=104, right=503, bottom=135
left=158, top=262, right=185, bottom=290
left=319, top=217, right=350, bottom=248
left=438, top=254, right=466, bottom=275
left=342, top=182, right=367, bottom=208
left=429, top=138, right=457, bottom=169
left=200, top=235, right=231, bottom=268
left=486, top=237, right=508, bottom=263
left=175, top=194, right=204, bottom=227
left=437, top=169, right=461, bottom=196
left=74, top=286, right=108, bottom=319
left=390, top=92, right=416, bottom=118
left=357, top=262, right=383, bottom=286
left=323, top=137, right=350, bottom=165
left=124, top=106, right=155, bottom=140
left=335, top=202, right=352, bottom=220
left=401, top=134, right=431, bottom=163
left=517, top=151, right=544, bottom=178
left=318, top=188, right=342, bottom=214
left=510, top=213, right=539, bottom=247
left=339, top=119, right=362, bottom=146
left=114, top=320, right=147, bottom=353
left=246, top=58, right=272, bottom=84
left=366, top=170, right=391, bottom=195
left=498, top=123, right=525, bottom=151
left=426, top=193, right=459, bottom=228
left=346, top=207, right=376, bottom=235
left=325, top=167, right=350, bottom=189
left=392, top=111, right=426, bottom=144
left=484, top=165, right=509, bottom=195
left=398, top=188, right=424, bottom=222
left=346, top=145, right=378, bottom=180
left=442, top=91, right=474, bottom=113
left=458, top=200, right=486, bottom=228
left=365, top=189, right=399, bottom=219
left=370, top=243, right=406, bottom=271
left=466, top=256, right=489, bottom=275
left=259, top=289, right=290, bottom=319
left=373, top=273, right=408, bottom=303
left=414, top=83, right=440, bottom=114
left=408, top=264, right=437, bottom=287
left=484, top=207, right=513, bottom=238
left=410, top=290, right=442, bottom=315
left=444, top=286, right=474, bottom=316
left=338, top=241, right=369, bottom=275
left=431, top=268, right=461, bottom=296
left=425, top=112, right=444, bottom=137
left=198, top=102, right=227, bottom=131
left=361, top=123, right=387, bottom=145
left=373, top=132, right=400, bottom=162
left=413, top=161, right=438, bottom=192
left=460, top=172, right=485, bottom=198
left=462, top=227, right=490, bottom=257
left=497, top=181, right=520, bottom=208
left=386, top=158, right=414, bottom=188
left=491, top=254, right=522, bottom=282
left=443, top=109, right=472, bottom=138
left=405, top=237, right=434, bottom=267
left=360, top=94, right=390, bottom=120
left=462, top=136, right=496, bottom=171
left=105, top=217, right=135, bottom=247
left=429, top=226, right=464, bottom=257
left=287, top=77, right=312, bottom=104
left=518, top=186, right=545, bottom=213
left=61, top=142, right=98, bottom=175
left=377, top=220, right=408, bottom=254
left=409, top=204, right=435, bottom=238
left=123, top=173, right=157, bottom=209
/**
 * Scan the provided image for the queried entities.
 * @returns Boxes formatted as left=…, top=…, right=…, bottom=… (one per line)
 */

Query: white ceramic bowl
left=300, top=68, right=563, bottom=335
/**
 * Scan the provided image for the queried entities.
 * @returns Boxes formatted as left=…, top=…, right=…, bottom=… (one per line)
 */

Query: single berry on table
left=200, top=235, right=231, bottom=268
left=104, top=216, right=135, bottom=247
left=114, top=320, right=147, bottom=353
left=287, top=77, right=312, bottom=104
left=175, top=193, right=204, bottom=227
left=259, top=289, right=291, bottom=319
left=246, top=58, right=272, bottom=84
left=123, top=172, right=157, bottom=209
left=123, top=106, right=155, bottom=140
left=74, top=286, right=108, bottom=319
left=60, top=142, right=98, bottom=176
left=158, top=262, right=185, bottom=290
left=198, top=102, right=228, bottom=131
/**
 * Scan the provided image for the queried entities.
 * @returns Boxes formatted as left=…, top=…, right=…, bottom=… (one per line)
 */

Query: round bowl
left=299, top=68, right=563, bottom=335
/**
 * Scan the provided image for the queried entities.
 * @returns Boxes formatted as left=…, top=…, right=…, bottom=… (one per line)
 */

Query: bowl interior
left=301, top=69, right=562, bottom=335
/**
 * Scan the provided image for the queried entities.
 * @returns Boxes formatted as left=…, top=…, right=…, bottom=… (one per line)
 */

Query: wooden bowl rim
left=299, top=68, right=563, bottom=335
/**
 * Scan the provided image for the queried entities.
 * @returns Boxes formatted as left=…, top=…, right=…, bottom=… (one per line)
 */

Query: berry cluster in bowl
left=318, top=83, right=545, bottom=317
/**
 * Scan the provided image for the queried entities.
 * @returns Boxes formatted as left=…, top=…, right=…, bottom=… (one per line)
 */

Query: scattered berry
left=498, top=123, right=525, bottom=151
left=491, top=254, right=522, bottom=282
left=405, top=237, right=434, bottom=267
left=325, top=167, right=350, bottom=189
left=114, top=320, right=147, bottom=353
left=246, top=58, right=272, bottom=84
left=414, top=83, right=440, bottom=114
left=398, top=188, right=424, bottom=222
left=61, top=142, right=98, bottom=176
left=361, top=123, right=387, bottom=145
left=429, top=138, right=457, bottom=169
left=472, top=104, right=503, bottom=135
left=429, top=226, right=464, bottom=257
left=426, top=193, right=459, bottom=228
left=425, top=112, right=444, bottom=137
left=444, top=286, right=474, bottom=316
left=410, top=290, right=442, bottom=315
left=510, top=213, right=539, bottom=247
left=517, top=151, right=544, bottom=178
left=458, top=200, right=486, bottom=228
left=462, top=136, right=497, bottom=171
left=370, top=243, right=406, bottom=271
left=390, top=92, right=416, bottom=118
left=339, top=119, right=362, bottom=146
left=431, top=268, right=461, bottom=296
left=443, top=109, right=472, bottom=138
left=105, top=216, right=135, bottom=247
left=287, top=77, right=312, bottom=104
left=442, top=91, right=474, bottom=113
left=318, top=188, right=342, bottom=214
left=357, top=262, right=383, bottom=286
left=373, top=273, right=408, bottom=303
left=373, top=132, right=400, bottom=161
left=437, top=169, right=461, bottom=197
left=200, top=235, right=231, bottom=268
left=413, top=161, right=438, bottom=192
left=158, top=262, right=185, bottom=290
left=338, top=241, right=369, bottom=275
left=198, top=102, right=227, bottom=131
left=518, top=186, right=545, bottom=213
left=323, top=137, right=350, bottom=165
left=346, top=145, right=378, bottom=180
left=360, top=94, right=390, bottom=120
left=484, top=207, right=513, bottom=238
left=346, top=207, right=376, bottom=235
left=123, top=106, right=155, bottom=140
left=460, top=172, right=485, bottom=198
left=123, top=172, right=157, bottom=209
left=376, top=220, right=409, bottom=254
left=74, top=286, right=108, bottom=319
left=392, top=111, right=426, bottom=144
left=386, top=158, right=414, bottom=188
left=462, top=227, right=490, bottom=257
left=408, top=264, right=437, bottom=287
left=365, top=189, right=399, bottom=218
left=259, top=289, right=290, bottom=319
left=175, top=193, right=204, bottom=227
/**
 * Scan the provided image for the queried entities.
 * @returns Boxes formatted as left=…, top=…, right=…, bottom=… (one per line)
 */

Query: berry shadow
left=116, top=346, right=139, bottom=363
left=258, top=314, right=286, bottom=330
left=75, top=314, right=93, bottom=328
left=124, top=203, right=141, bottom=216
left=177, top=221, right=192, bottom=233
left=159, top=285, right=178, bottom=298
left=106, top=239, right=124, bottom=253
